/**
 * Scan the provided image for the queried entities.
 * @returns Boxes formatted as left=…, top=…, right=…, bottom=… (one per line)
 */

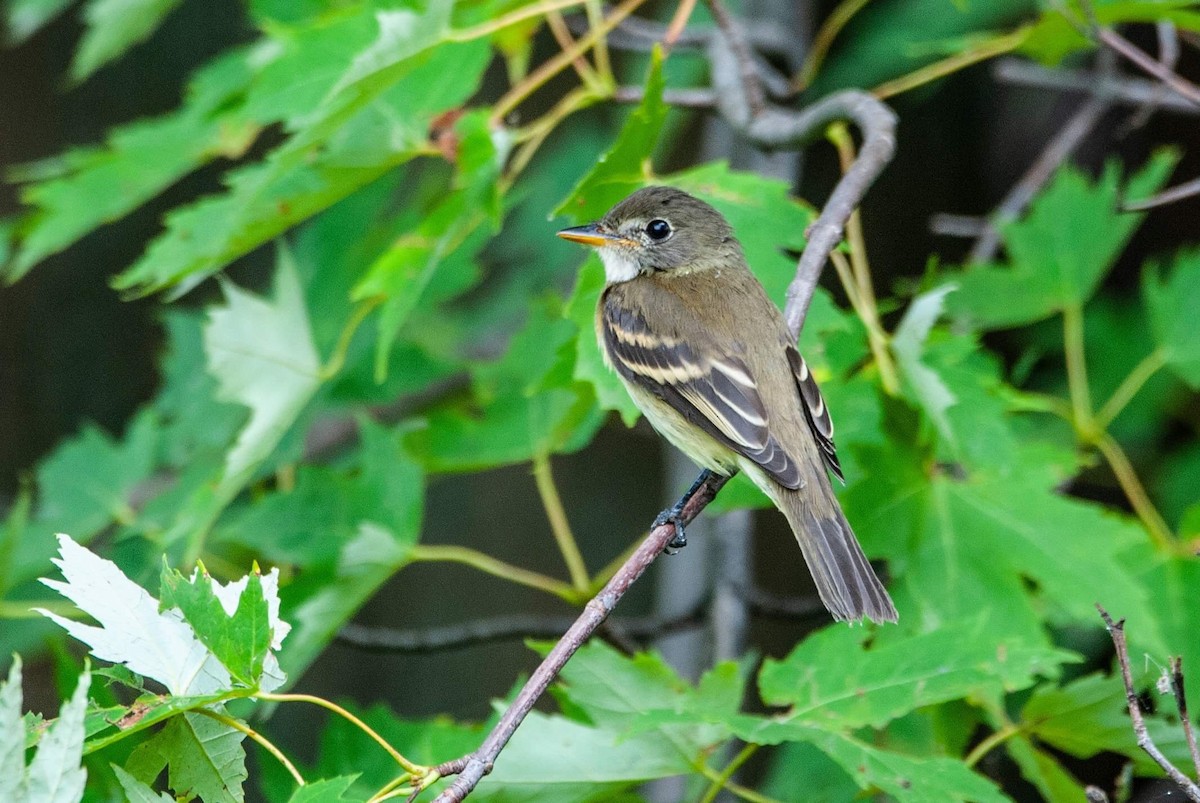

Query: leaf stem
left=408, top=544, right=582, bottom=602
left=194, top=707, right=305, bottom=787
left=447, top=0, right=588, bottom=42
left=256, top=691, right=426, bottom=776
left=532, top=453, right=590, bottom=591
left=546, top=10, right=601, bottom=86
left=1062, top=302, right=1095, bottom=433
left=489, top=0, right=648, bottom=126
left=1093, top=432, right=1175, bottom=551
left=698, top=761, right=783, bottom=803
left=322, top=297, right=383, bottom=380
left=793, top=0, right=872, bottom=92
left=872, top=26, right=1030, bottom=100
left=699, top=743, right=759, bottom=803
left=1094, top=347, right=1168, bottom=431
left=964, top=722, right=1021, bottom=767
left=585, top=0, right=613, bottom=81
left=827, top=123, right=900, bottom=395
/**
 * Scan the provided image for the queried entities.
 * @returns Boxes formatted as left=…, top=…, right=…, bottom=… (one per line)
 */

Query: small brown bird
left=558, top=186, right=897, bottom=623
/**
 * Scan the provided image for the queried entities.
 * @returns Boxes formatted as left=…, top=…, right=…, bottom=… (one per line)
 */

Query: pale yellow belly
left=625, top=382, right=740, bottom=476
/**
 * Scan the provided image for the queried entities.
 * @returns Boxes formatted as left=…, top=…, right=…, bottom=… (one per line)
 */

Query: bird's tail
left=767, top=476, right=897, bottom=624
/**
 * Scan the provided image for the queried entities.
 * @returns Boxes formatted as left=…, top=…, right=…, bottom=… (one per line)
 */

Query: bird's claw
left=653, top=506, right=687, bottom=553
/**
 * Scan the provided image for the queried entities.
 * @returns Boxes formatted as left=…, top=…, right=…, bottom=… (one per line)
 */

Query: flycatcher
left=557, top=186, right=897, bottom=624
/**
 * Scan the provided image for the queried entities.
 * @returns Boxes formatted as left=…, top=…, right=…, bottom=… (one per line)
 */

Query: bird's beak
left=556, top=223, right=633, bottom=248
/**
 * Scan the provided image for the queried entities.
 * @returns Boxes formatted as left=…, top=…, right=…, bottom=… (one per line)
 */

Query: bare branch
left=1170, top=657, right=1200, bottom=782
left=1096, top=605, right=1200, bottom=802
left=705, top=0, right=767, bottom=117
left=1120, top=174, right=1200, bottom=212
left=968, top=95, right=1110, bottom=264
left=994, top=58, right=1200, bottom=115
left=1092, top=22, right=1200, bottom=107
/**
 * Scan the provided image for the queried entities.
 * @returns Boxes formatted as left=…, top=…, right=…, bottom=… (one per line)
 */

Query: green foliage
left=2, top=0, right=1199, bottom=800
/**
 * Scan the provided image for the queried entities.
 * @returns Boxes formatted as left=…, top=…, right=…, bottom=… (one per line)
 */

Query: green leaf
left=187, top=247, right=321, bottom=546
left=112, top=765, right=174, bottom=803
left=125, top=711, right=246, bottom=803
left=1144, top=248, right=1200, bottom=388
left=1004, top=735, right=1085, bottom=803
left=755, top=619, right=1074, bottom=731
left=71, top=0, right=185, bottom=81
left=847, top=438, right=1161, bottom=647
left=1022, top=672, right=1196, bottom=776
left=555, top=46, right=666, bottom=222
left=4, top=0, right=73, bottom=44
left=277, top=420, right=424, bottom=678
left=158, top=569, right=273, bottom=689
left=25, top=668, right=90, bottom=803
left=6, top=48, right=259, bottom=280
left=0, top=658, right=26, bottom=799
left=893, top=284, right=959, bottom=447
left=800, top=728, right=1010, bottom=803
left=40, top=534, right=233, bottom=696
left=949, top=151, right=1179, bottom=329
left=113, top=13, right=491, bottom=294
left=287, top=776, right=359, bottom=802
left=408, top=298, right=604, bottom=471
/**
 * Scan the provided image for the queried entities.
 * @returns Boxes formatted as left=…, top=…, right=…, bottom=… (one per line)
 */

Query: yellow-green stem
left=257, top=692, right=425, bottom=775
left=965, top=723, right=1021, bottom=767
left=794, top=0, right=872, bottom=91
left=489, top=0, right=650, bottom=125
left=827, top=124, right=901, bottom=395
left=546, top=9, right=601, bottom=86
left=322, top=298, right=382, bottom=380
left=1, top=600, right=81, bottom=619
left=1094, top=433, right=1175, bottom=551
left=585, top=0, right=613, bottom=81
left=448, top=0, right=587, bottom=42
left=533, top=453, right=590, bottom=590
left=503, top=86, right=602, bottom=187
left=408, top=544, right=582, bottom=602
left=873, top=26, right=1030, bottom=100
left=1062, top=302, right=1094, bottom=434
left=1095, top=347, right=1169, bottom=431
left=699, top=743, right=760, bottom=803
left=698, top=763, right=783, bottom=803
left=194, top=707, right=305, bottom=787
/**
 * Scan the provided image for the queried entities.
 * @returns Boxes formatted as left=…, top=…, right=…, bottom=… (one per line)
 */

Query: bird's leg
left=654, top=469, right=715, bottom=554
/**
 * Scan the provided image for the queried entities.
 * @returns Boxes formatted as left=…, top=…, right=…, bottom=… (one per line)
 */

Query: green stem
left=1094, top=433, right=1175, bottom=551
left=321, top=298, right=382, bottom=380
left=447, top=0, right=588, bottom=42
left=872, top=26, right=1030, bottom=100
left=532, top=453, right=590, bottom=591
left=408, top=544, right=582, bottom=603
left=194, top=707, right=305, bottom=788
left=257, top=692, right=425, bottom=775
left=1062, top=302, right=1094, bottom=434
left=698, top=762, right=783, bottom=803
left=1094, top=347, right=1169, bottom=431
left=965, top=723, right=1021, bottom=767
left=699, top=744, right=759, bottom=803
left=793, top=0, right=872, bottom=91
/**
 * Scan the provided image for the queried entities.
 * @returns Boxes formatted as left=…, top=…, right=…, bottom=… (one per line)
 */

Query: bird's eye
left=645, top=219, right=672, bottom=241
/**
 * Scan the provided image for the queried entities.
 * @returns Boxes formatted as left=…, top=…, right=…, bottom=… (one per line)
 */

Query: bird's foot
left=653, top=504, right=688, bottom=554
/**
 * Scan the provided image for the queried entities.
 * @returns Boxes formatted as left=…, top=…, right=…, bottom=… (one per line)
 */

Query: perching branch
left=423, top=15, right=896, bottom=803
left=1096, top=605, right=1200, bottom=802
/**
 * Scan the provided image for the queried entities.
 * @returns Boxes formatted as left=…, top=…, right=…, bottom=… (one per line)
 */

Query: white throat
left=598, top=247, right=641, bottom=284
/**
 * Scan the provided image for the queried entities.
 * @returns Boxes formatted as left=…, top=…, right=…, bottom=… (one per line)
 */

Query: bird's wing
left=601, top=292, right=803, bottom=489
left=786, top=346, right=845, bottom=483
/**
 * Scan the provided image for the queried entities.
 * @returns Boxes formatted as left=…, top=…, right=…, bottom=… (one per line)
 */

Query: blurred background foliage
left=2, top=0, right=1200, bottom=800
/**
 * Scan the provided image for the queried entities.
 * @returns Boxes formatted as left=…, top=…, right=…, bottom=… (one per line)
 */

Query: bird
left=557, top=186, right=897, bottom=624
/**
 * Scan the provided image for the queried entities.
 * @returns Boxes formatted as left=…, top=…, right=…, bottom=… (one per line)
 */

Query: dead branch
left=1096, top=605, right=1200, bottom=802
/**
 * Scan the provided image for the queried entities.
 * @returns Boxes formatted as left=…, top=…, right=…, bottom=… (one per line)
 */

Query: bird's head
left=557, top=186, right=742, bottom=284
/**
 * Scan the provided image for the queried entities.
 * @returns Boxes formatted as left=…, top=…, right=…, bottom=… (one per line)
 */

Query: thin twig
left=663, top=0, right=700, bottom=50
left=532, top=453, right=589, bottom=590
left=794, top=0, right=871, bottom=92
left=993, top=58, right=1200, bottom=115
left=705, top=0, right=766, bottom=117
left=968, top=95, right=1110, bottom=264
left=1096, top=605, right=1200, bottom=801
left=1169, top=657, right=1200, bottom=781
left=430, top=472, right=730, bottom=801
left=1091, top=22, right=1200, bottom=107
left=1120, top=174, right=1200, bottom=212
left=612, top=85, right=717, bottom=107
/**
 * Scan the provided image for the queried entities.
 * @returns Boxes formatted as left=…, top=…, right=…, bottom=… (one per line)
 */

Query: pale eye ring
left=645, top=219, right=672, bottom=241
